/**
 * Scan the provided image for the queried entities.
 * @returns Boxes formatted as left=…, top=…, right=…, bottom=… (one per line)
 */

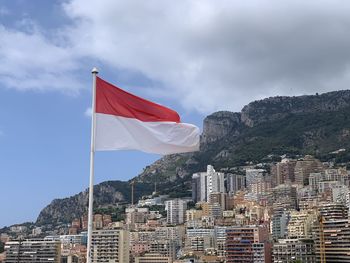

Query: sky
left=1, top=0, right=350, bottom=227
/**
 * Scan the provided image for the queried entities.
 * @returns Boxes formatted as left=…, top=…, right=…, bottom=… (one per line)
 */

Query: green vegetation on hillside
left=0, top=241, right=4, bottom=253
left=211, top=107, right=350, bottom=168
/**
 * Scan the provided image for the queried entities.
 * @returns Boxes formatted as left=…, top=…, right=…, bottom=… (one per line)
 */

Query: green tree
left=0, top=241, right=4, bottom=253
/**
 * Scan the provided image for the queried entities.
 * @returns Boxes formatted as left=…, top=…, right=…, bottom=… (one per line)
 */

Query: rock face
left=37, top=191, right=89, bottom=225
left=201, top=111, right=242, bottom=146
left=241, top=91, right=350, bottom=127
left=36, top=90, right=350, bottom=226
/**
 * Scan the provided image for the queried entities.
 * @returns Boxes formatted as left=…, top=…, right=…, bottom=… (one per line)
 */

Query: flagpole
left=87, top=67, right=98, bottom=263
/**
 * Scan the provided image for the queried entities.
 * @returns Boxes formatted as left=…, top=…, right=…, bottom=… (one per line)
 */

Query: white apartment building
left=192, top=165, right=225, bottom=202
left=165, top=199, right=187, bottom=225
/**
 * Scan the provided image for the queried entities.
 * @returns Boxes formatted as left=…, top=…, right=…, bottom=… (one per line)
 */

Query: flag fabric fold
left=95, top=77, right=200, bottom=154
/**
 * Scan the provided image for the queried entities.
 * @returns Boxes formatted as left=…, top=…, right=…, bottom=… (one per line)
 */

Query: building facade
left=4, top=239, right=61, bottom=263
left=165, top=199, right=187, bottom=225
left=192, top=165, right=225, bottom=202
left=90, top=229, right=129, bottom=263
left=225, top=225, right=272, bottom=263
left=273, top=238, right=315, bottom=263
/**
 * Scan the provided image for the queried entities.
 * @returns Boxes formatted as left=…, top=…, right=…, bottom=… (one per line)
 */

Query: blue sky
left=1, top=0, right=350, bottom=227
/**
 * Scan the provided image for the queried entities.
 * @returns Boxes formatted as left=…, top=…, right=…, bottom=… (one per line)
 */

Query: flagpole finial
left=91, top=67, right=99, bottom=74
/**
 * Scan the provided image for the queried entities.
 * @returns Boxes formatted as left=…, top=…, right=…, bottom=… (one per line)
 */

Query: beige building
left=93, top=214, right=103, bottom=229
left=202, top=202, right=222, bottom=218
left=134, top=253, right=172, bottom=263
left=294, top=155, right=324, bottom=186
left=90, top=229, right=129, bottom=263
left=287, top=210, right=314, bottom=238
left=186, top=209, right=203, bottom=222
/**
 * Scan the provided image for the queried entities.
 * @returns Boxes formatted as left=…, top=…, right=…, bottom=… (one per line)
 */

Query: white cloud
left=2, top=0, right=350, bottom=113
left=84, top=107, right=92, bottom=117
left=62, top=0, right=350, bottom=112
left=0, top=23, right=83, bottom=94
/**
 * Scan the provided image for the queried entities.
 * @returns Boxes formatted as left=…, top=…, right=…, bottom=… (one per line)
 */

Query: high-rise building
left=309, top=172, right=324, bottom=193
left=225, top=225, right=272, bottom=263
left=271, top=184, right=298, bottom=210
left=90, top=229, right=129, bottom=263
left=192, top=165, right=225, bottom=202
left=245, top=169, right=266, bottom=192
left=214, top=226, right=227, bottom=257
left=209, top=192, right=232, bottom=211
left=4, top=239, right=61, bottom=263
left=226, top=173, right=246, bottom=193
left=271, top=204, right=290, bottom=240
left=165, top=199, right=187, bottom=225
left=287, top=210, right=314, bottom=238
left=314, top=202, right=350, bottom=263
left=276, top=158, right=297, bottom=184
left=273, top=238, right=315, bottom=263
left=294, top=155, right=324, bottom=186
left=270, top=164, right=278, bottom=188
left=192, top=173, right=204, bottom=203
left=250, top=175, right=272, bottom=197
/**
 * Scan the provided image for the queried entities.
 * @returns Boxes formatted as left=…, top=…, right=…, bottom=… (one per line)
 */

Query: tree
left=0, top=241, right=4, bottom=253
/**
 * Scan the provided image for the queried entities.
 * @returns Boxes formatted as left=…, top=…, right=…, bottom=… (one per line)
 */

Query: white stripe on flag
left=95, top=113, right=200, bottom=154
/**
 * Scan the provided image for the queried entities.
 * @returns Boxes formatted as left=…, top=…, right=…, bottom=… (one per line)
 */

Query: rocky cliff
left=241, top=90, right=350, bottom=127
left=36, top=90, right=350, bottom=225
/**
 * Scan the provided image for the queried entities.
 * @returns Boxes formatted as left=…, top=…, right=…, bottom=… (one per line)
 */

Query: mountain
left=36, top=90, right=350, bottom=225
left=36, top=181, right=153, bottom=225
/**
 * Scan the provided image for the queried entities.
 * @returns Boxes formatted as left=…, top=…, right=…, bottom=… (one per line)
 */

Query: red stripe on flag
left=96, top=77, right=180, bottom=123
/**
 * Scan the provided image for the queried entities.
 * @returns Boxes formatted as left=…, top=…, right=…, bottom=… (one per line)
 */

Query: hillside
left=36, top=90, right=350, bottom=225
left=36, top=181, right=153, bottom=225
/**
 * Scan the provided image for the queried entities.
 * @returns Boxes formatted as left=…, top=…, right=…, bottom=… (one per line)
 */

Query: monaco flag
left=95, top=77, right=200, bottom=154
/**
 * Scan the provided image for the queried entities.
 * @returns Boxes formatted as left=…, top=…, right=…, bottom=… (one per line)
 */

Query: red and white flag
left=94, top=77, right=200, bottom=154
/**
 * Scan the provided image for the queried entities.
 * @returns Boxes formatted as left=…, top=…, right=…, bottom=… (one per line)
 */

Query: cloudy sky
left=1, top=0, right=350, bottom=227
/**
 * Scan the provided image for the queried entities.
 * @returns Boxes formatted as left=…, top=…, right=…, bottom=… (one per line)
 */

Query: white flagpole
left=87, top=67, right=98, bottom=263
